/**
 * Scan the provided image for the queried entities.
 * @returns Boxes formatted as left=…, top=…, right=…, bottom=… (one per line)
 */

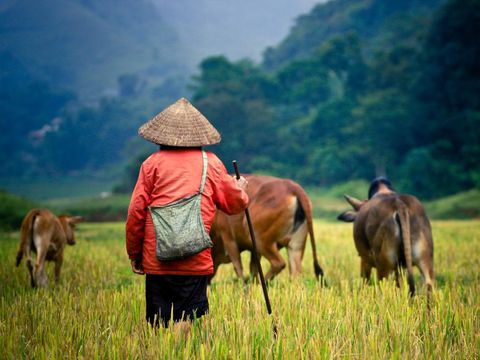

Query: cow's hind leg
left=34, top=241, right=48, bottom=288
left=413, top=236, right=435, bottom=293
left=27, top=257, right=35, bottom=288
left=394, top=267, right=401, bottom=288
left=286, top=222, right=307, bottom=277
left=418, top=260, right=435, bottom=308
left=249, top=252, right=259, bottom=282
left=376, top=254, right=399, bottom=293
left=376, top=265, right=393, bottom=285
left=223, top=238, right=245, bottom=281
left=417, top=259, right=434, bottom=293
left=23, top=241, right=36, bottom=288
left=376, top=253, right=395, bottom=283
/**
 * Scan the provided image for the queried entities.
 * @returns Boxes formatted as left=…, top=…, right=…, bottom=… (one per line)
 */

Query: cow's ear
left=69, top=216, right=85, bottom=224
left=337, top=211, right=356, bottom=222
left=344, top=194, right=365, bottom=211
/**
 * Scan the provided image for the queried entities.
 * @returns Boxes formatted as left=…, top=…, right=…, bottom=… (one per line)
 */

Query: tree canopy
left=186, top=0, right=479, bottom=199
left=2, top=0, right=478, bottom=201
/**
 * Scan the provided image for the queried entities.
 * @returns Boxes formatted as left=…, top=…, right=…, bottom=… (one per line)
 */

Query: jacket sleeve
left=126, top=163, right=152, bottom=260
left=210, top=156, right=249, bottom=215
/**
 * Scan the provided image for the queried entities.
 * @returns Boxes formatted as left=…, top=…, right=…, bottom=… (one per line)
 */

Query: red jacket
left=126, top=148, right=249, bottom=275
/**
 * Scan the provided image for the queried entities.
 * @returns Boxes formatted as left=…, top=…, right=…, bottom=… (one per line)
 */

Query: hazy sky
left=154, top=0, right=323, bottom=67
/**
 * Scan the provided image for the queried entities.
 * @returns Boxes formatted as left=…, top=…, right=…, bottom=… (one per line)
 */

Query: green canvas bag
left=149, top=150, right=213, bottom=261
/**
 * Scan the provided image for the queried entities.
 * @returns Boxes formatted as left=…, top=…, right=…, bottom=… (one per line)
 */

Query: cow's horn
left=344, top=194, right=363, bottom=211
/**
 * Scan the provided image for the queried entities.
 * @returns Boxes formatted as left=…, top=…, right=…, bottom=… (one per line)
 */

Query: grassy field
left=0, top=220, right=479, bottom=359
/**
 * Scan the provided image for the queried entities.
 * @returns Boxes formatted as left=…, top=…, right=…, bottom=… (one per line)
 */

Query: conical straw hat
left=138, top=97, right=221, bottom=146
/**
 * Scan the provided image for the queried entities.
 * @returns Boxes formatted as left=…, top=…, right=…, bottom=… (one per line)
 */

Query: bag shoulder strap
left=199, top=150, right=208, bottom=194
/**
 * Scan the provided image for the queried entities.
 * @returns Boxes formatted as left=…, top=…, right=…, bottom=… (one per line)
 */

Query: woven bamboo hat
left=138, top=97, right=221, bottom=146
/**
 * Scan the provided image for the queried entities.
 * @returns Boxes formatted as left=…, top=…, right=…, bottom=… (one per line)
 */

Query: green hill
left=425, top=190, right=480, bottom=220
left=0, top=0, right=184, bottom=98
left=263, top=0, right=445, bottom=70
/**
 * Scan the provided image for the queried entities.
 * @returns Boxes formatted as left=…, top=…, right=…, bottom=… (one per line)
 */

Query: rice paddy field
left=0, top=220, right=479, bottom=359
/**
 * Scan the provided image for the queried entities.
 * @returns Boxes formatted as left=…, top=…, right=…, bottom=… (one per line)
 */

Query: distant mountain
left=263, top=0, right=445, bottom=70
left=0, top=0, right=185, bottom=98
left=154, top=0, right=322, bottom=67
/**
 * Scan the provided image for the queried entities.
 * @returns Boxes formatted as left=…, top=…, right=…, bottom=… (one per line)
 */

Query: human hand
left=131, top=259, right=145, bottom=275
left=235, top=176, right=248, bottom=190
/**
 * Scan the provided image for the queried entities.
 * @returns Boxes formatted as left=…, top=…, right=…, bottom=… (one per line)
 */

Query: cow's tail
left=16, top=210, right=38, bottom=267
left=291, top=182, right=324, bottom=281
left=395, top=203, right=415, bottom=297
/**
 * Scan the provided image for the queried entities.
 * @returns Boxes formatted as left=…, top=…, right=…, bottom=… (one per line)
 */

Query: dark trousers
left=145, top=274, right=209, bottom=327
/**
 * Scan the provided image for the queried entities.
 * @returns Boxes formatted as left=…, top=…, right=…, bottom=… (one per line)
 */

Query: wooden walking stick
left=232, top=160, right=278, bottom=339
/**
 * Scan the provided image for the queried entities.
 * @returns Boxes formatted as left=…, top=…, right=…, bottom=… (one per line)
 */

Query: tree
left=409, top=0, right=480, bottom=195
left=192, top=57, right=277, bottom=170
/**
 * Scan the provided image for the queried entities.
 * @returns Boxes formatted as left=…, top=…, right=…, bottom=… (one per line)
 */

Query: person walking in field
left=126, top=97, right=249, bottom=331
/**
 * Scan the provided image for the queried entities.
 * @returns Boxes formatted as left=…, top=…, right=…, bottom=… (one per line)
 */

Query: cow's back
left=32, top=209, right=65, bottom=253
left=244, top=175, right=277, bottom=197
left=249, top=180, right=298, bottom=247
left=353, top=195, right=401, bottom=260
left=212, top=175, right=305, bottom=251
left=354, top=193, right=433, bottom=264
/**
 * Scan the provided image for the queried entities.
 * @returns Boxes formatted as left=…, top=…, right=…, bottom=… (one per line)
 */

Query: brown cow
left=211, top=175, right=324, bottom=282
left=16, top=208, right=83, bottom=288
left=337, top=177, right=434, bottom=296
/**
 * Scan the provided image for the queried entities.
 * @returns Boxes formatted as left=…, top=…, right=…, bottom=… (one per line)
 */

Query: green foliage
left=351, top=89, right=414, bottom=176
left=192, top=57, right=278, bottom=170
left=409, top=0, right=480, bottom=197
left=0, top=191, right=38, bottom=230
left=276, top=58, right=330, bottom=108
left=263, top=0, right=445, bottom=70
left=2, top=0, right=476, bottom=204
left=417, top=0, right=480, bottom=112
left=176, top=0, right=479, bottom=201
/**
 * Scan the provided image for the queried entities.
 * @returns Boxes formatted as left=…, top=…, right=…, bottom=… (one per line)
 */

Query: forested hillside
left=0, top=54, right=158, bottom=177
left=0, top=0, right=185, bottom=178
left=263, top=0, right=444, bottom=69
left=1, top=0, right=478, bottom=202
left=0, top=0, right=322, bottom=183
left=0, top=0, right=184, bottom=97
left=183, top=0, right=480, bottom=199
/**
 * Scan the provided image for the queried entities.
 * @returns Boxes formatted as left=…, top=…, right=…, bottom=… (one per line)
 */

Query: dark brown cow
left=337, top=178, right=434, bottom=296
left=211, top=175, right=324, bottom=282
left=16, top=208, right=83, bottom=288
